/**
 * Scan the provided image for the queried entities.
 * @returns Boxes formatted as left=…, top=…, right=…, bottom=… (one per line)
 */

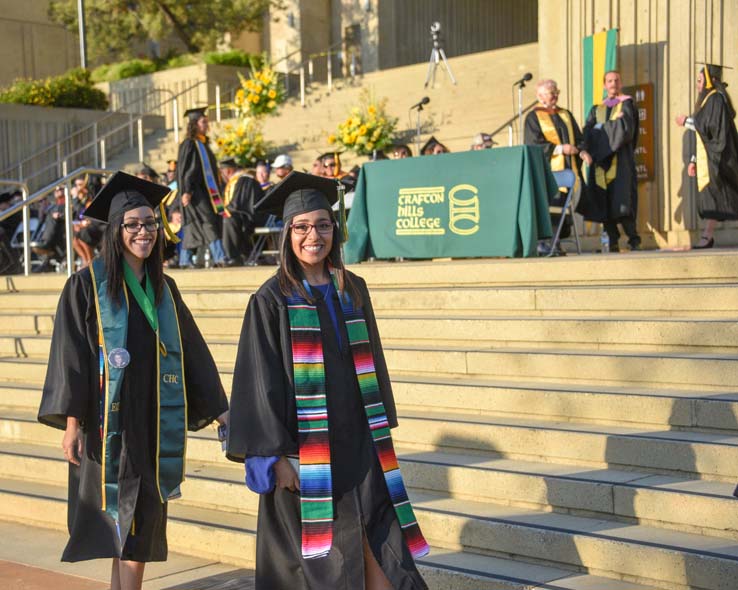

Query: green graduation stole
left=287, top=273, right=430, bottom=560
left=90, top=258, right=188, bottom=522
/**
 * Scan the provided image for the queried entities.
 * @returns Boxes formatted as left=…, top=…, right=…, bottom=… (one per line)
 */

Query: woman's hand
left=62, top=417, right=83, bottom=466
left=688, top=162, right=697, bottom=177
left=274, top=456, right=300, bottom=492
left=181, top=193, right=192, bottom=207
left=562, top=144, right=579, bottom=156
left=675, top=114, right=687, bottom=127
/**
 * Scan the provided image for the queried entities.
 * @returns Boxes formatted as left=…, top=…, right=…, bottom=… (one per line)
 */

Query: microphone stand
left=414, top=103, right=424, bottom=155
left=515, top=78, right=528, bottom=145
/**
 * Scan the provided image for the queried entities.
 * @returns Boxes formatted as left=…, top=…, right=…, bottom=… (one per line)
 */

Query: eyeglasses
left=323, top=161, right=337, bottom=168
left=121, top=221, right=160, bottom=234
left=291, top=221, right=334, bottom=235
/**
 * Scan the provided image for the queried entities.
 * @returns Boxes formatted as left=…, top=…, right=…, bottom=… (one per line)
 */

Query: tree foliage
left=49, top=0, right=277, bottom=62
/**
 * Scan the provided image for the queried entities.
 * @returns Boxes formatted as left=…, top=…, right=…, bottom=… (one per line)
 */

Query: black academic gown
left=227, top=273, right=427, bottom=590
left=577, top=98, right=639, bottom=222
left=524, top=106, right=585, bottom=237
left=38, top=266, right=228, bottom=563
left=223, top=174, right=264, bottom=261
left=692, top=91, right=738, bottom=220
left=177, top=137, right=223, bottom=250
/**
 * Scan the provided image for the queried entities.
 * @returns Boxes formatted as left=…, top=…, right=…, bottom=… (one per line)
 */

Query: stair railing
left=0, top=167, right=115, bottom=277
left=2, top=79, right=236, bottom=192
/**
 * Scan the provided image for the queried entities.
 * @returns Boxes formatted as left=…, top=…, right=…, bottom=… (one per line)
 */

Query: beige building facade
left=539, top=0, right=738, bottom=247
left=0, top=0, right=79, bottom=87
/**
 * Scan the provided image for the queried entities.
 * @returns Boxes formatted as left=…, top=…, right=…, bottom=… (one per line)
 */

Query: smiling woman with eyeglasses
left=38, top=172, right=229, bottom=590
left=227, top=171, right=429, bottom=590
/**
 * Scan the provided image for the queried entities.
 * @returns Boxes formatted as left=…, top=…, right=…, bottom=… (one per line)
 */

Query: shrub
left=204, top=49, right=262, bottom=69
left=0, top=68, right=108, bottom=110
left=165, top=54, right=197, bottom=69
left=91, top=59, right=158, bottom=83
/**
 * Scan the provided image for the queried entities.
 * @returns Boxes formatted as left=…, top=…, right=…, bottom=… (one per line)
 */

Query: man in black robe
left=177, top=107, right=233, bottom=267
left=218, top=158, right=264, bottom=264
left=578, top=70, right=641, bottom=252
left=524, top=78, right=588, bottom=254
left=675, top=63, right=738, bottom=248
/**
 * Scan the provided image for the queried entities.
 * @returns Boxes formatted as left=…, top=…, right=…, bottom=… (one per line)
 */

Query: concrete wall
left=0, top=0, right=79, bottom=87
left=96, top=64, right=251, bottom=128
left=539, top=0, right=738, bottom=248
left=0, top=104, right=133, bottom=190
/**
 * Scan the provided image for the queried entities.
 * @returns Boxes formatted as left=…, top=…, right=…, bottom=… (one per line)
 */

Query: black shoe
left=629, top=243, right=642, bottom=251
left=693, top=236, right=714, bottom=249
left=214, top=258, right=237, bottom=268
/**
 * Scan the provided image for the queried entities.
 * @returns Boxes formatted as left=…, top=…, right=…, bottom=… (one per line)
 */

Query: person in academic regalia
left=577, top=70, right=641, bottom=252
left=227, top=172, right=429, bottom=590
left=218, top=158, right=264, bottom=265
left=176, top=107, right=233, bottom=268
left=37, top=172, right=229, bottom=590
left=524, top=79, right=589, bottom=255
left=675, top=63, right=738, bottom=248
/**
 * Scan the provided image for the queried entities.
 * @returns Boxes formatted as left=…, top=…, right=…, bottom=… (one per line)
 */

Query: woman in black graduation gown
left=38, top=172, right=229, bottom=590
left=227, top=172, right=429, bottom=590
left=676, top=63, right=738, bottom=248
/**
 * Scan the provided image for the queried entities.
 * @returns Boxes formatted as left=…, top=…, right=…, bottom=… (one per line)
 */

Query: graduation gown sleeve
left=38, top=270, right=96, bottom=430
left=165, top=276, right=229, bottom=430
left=177, top=139, right=199, bottom=197
left=227, top=280, right=297, bottom=462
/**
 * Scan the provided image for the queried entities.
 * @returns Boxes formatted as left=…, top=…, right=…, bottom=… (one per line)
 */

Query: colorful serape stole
left=287, top=295, right=334, bottom=559
left=195, top=140, right=225, bottom=216
left=286, top=275, right=430, bottom=560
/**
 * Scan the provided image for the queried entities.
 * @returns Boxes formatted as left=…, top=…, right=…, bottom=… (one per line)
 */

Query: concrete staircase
left=106, top=43, right=539, bottom=177
left=1, top=251, right=738, bottom=589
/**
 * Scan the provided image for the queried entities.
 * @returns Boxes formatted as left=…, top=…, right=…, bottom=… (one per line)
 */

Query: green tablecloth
left=344, top=145, right=557, bottom=263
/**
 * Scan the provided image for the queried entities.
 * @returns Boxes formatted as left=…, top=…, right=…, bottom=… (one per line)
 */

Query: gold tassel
left=159, top=202, right=181, bottom=244
left=337, top=181, right=348, bottom=244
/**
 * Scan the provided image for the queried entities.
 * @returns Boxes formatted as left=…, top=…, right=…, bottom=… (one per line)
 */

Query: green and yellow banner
left=582, top=28, right=619, bottom=116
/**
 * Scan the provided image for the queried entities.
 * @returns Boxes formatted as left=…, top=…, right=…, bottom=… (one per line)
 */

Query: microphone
left=513, top=73, right=533, bottom=86
left=410, top=96, right=430, bottom=110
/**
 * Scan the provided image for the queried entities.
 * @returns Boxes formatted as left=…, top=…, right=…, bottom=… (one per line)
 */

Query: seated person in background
left=136, top=163, right=160, bottom=184
left=524, top=78, right=589, bottom=255
left=219, top=158, right=265, bottom=265
left=471, top=132, right=495, bottom=150
left=272, top=154, right=293, bottom=180
left=71, top=176, right=103, bottom=268
left=31, top=186, right=67, bottom=273
left=0, top=192, right=21, bottom=245
left=389, top=144, right=413, bottom=159
left=310, top=157, right=322, bottom=175
left=318, top=152, right=349, bottom=179
left=165, top=160, right=178, bottom=187
left=420, top=136, right=450, bottom=155
left=255, top=160, right=273, bottom=191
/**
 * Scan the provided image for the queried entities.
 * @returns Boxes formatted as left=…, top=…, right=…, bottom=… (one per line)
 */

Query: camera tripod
left=424, top=28, right=456, bottom=88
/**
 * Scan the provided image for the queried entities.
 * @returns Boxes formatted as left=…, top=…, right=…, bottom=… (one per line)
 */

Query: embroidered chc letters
left=163, top=373, right=180, bottom=384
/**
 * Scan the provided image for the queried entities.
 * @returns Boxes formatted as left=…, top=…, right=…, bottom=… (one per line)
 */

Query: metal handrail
left=2, top=79, right=214, bottom=184
left=487, top=100, right=538, bottom=146
left=1, top=167, right=114, bottom=277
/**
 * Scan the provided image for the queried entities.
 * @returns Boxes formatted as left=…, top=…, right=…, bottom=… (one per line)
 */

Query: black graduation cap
left=255, top=171, right=340, bottom=219
left=84, top=171, right=171, bottom=223
left=0, top=192, right=12, bottom=205
left=389, top=143, right=413, bottom=157
left=420, top=135, right=448, bottom=155
left=184, top=106, right=208, bottom=122
left=218, top=157, right=240, bottom=168
left=698, top=63, right=732, bottom=89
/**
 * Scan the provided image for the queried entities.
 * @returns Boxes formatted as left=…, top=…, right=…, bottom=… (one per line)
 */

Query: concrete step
left=7, top=281, right=738, bottom=319
left=3, top=438, right=737, bottom=543
left=0, top=475, right=732, bottom=590
left=0, top=477, right=665, bottom=590
left=5, top=405, right=738, bottom=481
left=7, top=253, right=738, bottom=294
left=6, top=372, right=738, bottom=432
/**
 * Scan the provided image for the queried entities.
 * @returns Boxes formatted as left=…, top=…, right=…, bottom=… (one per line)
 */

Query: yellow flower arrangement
left=214, top=117, right=270, bottom=167
left=330, top=89, right=397, bottom=156
left=233, top=60, right=285, bottom=119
